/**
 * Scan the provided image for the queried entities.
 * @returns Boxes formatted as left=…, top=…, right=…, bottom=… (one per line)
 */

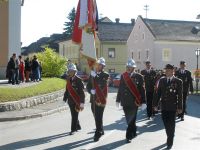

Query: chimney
left=131, top=19, right=135, bottom=25
left=115, top=18, right=120, bottom=23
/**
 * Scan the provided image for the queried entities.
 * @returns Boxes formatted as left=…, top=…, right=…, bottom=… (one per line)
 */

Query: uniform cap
left=97, top=57, right=106, bottom=66
left=164, top=64, right=174, bottom=70
left=68, top=63, right=77, bottom=71
left=126, top=59, right=137, bottom=68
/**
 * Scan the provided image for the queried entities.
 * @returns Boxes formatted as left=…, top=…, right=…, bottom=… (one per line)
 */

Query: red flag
left=72, top=0, right=82, bottom=44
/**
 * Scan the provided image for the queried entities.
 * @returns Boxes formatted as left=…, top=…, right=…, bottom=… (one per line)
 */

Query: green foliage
left=63, top=7, right=76, bottom=37
left=37, top=47, right=67, bottom=77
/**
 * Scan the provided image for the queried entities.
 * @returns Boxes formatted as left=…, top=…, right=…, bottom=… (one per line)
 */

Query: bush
left=37, top=47, right=67, bottom=77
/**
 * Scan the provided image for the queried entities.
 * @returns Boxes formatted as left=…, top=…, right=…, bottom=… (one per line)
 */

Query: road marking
left=82, top=130, right=116, bottom=150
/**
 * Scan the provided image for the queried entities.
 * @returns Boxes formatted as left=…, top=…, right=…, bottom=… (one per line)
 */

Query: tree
left=37, top=47, right=67, bottom=77
left=63, top=7, right=76, bottom=38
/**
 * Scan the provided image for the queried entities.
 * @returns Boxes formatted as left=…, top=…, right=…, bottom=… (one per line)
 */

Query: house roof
left=98, top=22, right=134, bottom=42
left=141, top=16, right=200, bottom=41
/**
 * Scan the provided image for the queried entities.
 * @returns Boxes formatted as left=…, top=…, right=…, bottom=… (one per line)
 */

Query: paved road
left=0, top=89, right=199, bottom=150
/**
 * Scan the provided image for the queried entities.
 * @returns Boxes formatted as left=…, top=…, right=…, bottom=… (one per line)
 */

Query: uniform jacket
left=141, top=69, right=157, bottom=92
left=63, top=75, right=85, bottom=106
left=154, top=76, right=183, bottom=111
left=116, top=72, right=146, bottom=107
left=175, top=69, right=193, bottom=93
left=86, top=71, right=109, bottom=103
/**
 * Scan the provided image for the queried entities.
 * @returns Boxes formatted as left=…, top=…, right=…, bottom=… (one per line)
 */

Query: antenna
left=144, top=5, right=149, bottom=19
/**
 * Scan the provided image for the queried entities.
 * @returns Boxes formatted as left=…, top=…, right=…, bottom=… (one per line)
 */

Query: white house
left=127, top=16, right=200, bottom=73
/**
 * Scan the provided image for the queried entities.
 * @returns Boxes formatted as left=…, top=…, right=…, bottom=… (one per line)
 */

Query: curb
left=0, top=105, right=68, bottom=122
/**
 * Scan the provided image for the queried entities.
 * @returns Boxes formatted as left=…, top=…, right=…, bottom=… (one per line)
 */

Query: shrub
left=37, top=47, right=67, bottom=77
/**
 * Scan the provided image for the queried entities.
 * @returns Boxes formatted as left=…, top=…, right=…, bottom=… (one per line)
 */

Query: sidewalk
left=0, top=99, right=68, bottom=122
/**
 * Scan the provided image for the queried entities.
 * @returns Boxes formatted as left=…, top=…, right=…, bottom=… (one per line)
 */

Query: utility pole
left=144, top=5, right=149, bottom=19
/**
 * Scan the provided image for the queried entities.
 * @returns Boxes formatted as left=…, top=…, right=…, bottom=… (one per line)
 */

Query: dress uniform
left=86, top=57, right=109, bottom=142
left=141, top=61, right=157, bottom=119
left=154, top=64, right=183, bottom=149
left=116, top=59, right=146, bottom=143
left=175, top=61, right=193, bottom=121
left=63, top=63, right=85, bottom=135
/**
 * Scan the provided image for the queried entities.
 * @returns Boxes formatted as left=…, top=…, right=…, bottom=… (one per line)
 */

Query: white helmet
left=68, top=63, right=77, bottom=71
left=97, top=57, right=106, bottom=66
left=126, top=59, right=137, bottom=68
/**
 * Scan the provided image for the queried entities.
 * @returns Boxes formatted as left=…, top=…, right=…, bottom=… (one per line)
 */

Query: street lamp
left=195, top=48, right=200, bottom=93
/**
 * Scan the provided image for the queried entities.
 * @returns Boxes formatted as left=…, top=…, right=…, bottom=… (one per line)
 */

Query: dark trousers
left=69, top=104, right=80, bottom=132
left=91, top=102, right=105, bottom=133
left=123, top=106, right=138, bottom=140
left=179, top=92, right=188, bottom=118
left=146, top=92, right=154, bottom=117
left=161, top=110, right=176, bottom=146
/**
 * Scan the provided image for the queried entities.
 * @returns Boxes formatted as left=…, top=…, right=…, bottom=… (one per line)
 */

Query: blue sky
left=21, top=0, right=200, bottom=46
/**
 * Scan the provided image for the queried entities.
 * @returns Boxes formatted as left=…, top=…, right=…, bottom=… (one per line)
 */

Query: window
left=138, top=51, right=141, bottom=60
left=62, top=45, right=65, bottom=56
left=162, top=48, right=171, bottom=61
left=109, top=69, right=115, bottom=73
left=142, top=33, right=145, bottom=40
left=146, top=50, right=149, bottom=59
left=108, top=48, right=115, bottom=58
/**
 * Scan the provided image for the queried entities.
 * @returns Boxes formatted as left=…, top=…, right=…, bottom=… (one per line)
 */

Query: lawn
left=0, top=78, right=66, bottom=103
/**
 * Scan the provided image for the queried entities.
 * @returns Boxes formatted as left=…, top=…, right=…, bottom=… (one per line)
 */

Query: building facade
left=127, top=16, right=200, bottom=72
left=0, top=0, right=22, bottom=79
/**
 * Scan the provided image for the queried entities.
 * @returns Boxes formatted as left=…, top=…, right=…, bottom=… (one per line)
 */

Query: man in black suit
left=141, top=61, right=157, bottom=119
left=154, top=64, right=183, bottom=149
left=175, top=61, right=193, bottom=121
left=116, top=59, right=146, bottom=143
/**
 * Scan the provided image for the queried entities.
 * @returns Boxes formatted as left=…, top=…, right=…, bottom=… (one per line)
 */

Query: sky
left=21, top=0, right=200, bottom=46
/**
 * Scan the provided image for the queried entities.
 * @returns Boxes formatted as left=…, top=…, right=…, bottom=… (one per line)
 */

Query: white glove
left=80, top=103, right=84, bottom=109
left=91, top=89, right=96, bottom=95
left=141, top=104, right=147, bottom=111
left=116, top=102, right=120, bottom=108
left=91, top=70, right=97, bottom=77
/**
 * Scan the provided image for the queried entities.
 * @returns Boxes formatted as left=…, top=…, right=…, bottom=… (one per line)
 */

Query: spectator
left=25, top=57, right=31, bottom=82
left=39, top=62, right=42, bottom=81
left=31, top=55, right=40, bottom=82
left=19, top=55, right=25, bottom=83
left=6, top=57, right=13, bottom=84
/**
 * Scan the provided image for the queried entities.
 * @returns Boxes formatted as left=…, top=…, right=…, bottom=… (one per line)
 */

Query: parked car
left=60, top=71, right=89, bottom=82
left=113, top=74, right=121, bottom=87
left=108, top=73, right=119, bottom=86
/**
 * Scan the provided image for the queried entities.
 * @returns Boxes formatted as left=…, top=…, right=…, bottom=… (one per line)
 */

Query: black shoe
left=167, top=145, right=172, bottom=149
left=69, top=131, right=75, bottom=135
left=94, top=131, right=103, bottom=142
left=77, top=124, right=81, bottom=130
left=126, top=138, right=131, bottom=143
left=181, top=118, right=184, bottom=121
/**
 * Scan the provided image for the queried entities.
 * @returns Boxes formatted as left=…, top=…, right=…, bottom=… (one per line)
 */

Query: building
left=127, top=16, right=200, bottom=72
left=0, top=0, right=22, bottom=79
left=59, top=18, right=134, bottom=74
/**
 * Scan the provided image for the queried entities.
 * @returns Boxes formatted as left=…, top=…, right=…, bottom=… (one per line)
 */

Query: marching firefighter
left=86, top=57, right=109, bottom=142
left=153, top=64, right=183, bottom=149
left=116, top=59, right=146, bottom=143
left=63, top=63, right=85, bottom=135
left=175, top=61, right=193, bottom=121
left=141, top=61, right=157, bottom=119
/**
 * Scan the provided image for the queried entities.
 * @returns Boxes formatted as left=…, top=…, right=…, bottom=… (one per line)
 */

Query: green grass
left=0, top=78, right=66, bottom=103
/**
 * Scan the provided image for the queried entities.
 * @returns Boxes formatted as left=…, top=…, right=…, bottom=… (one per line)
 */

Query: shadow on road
left=91, top=139, right=127, bottom=150
left=151, top=143, right=167, bottom=150
left=45, top=137, right=93, bottom=150
left=186, top=95, right=200, bottom=119
left=0, top=132, right=71, bottom=150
